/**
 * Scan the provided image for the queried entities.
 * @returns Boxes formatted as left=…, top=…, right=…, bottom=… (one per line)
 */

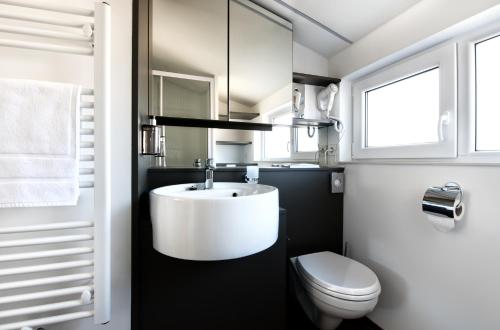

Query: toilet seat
left=296, top=265, right=381, bottom=302
left=300, top=277, right=378, bottom=313
left=296, top=252, right=381, bottom=300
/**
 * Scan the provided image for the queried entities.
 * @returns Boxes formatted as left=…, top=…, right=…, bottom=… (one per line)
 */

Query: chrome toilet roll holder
left=442, top=182, right=463, bottom=205
left=422, top=182, right=464, bottom=232
left=422, top=182, right=464, bottom=219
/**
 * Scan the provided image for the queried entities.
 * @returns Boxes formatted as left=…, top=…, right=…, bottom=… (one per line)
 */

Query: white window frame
left=260, top=104, right=318, bottom=162
left=458, top=22, right=500, bottom=160
left=152, top=70, right=216, bottom=158
left=352, top=43, right=457, bottom=159
left=261, top=107, right=292, bottom=161
left=292, top=126, right=320, bottom=159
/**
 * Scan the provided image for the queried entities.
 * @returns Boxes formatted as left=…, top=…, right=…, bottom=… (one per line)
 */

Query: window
left=365, top=68, right=440, bottom=147
left=352, top=43, right=457, bottom=159
left=262, top=108, right=319, bottom=161
left=296, top=127, right=319, bottom=152
left=475, top=35, right=500, bottom=151
left=263, top=111, right=292, bottom=159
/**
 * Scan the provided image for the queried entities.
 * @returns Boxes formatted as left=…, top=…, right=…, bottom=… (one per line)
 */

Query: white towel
left=0, top=78, right=81, bottom=208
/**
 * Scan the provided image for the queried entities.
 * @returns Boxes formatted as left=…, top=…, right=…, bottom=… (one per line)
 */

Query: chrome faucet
left=205, top=158, right=215, bottom=189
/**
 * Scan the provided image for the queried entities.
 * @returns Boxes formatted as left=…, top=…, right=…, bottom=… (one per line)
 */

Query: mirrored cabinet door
left=229, top=0, right=293, bottom=124
left=151, top=0, right=228, bottom=120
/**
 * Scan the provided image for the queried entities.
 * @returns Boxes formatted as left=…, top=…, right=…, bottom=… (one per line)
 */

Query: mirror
left=151, top=0, right=227, bottom=166
left=150, top=0, right=295, bottom=167
left=228, top=0, right=293, bottom=124
left=151, top=0, right=227, bottom=120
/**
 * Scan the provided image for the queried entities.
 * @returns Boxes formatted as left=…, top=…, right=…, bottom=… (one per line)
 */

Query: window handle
left=286, top=141, right=290, bottom=153
left=438, top=111, right=450, bottom=142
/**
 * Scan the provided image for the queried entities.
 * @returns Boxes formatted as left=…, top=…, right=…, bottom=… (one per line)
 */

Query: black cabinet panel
left=138, top=210, right=287, bottom=330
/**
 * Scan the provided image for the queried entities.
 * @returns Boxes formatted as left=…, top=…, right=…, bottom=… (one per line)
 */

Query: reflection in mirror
left=214, top=129, right=256, bottom=166
left=152, top=71, right=214, bottom=119
left=165, top=127, right=209, bottom=167
left=151, top=0, right=227, bottom=120
left=151, top=0, right=227, bottom=166
left=228, top=0, right=293, bottom=124
left=214, top=125, right=325, bottom=166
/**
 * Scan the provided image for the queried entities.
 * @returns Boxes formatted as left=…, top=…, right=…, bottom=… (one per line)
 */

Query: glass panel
left=264, top=112, right=293, bottom=159
left=296, top=127, right=319, bottom=152
left=151, top=0, right=227, bottom=119
left=366, top=68, right=440, bottom=147
left=229, top=0, right=293, bottom=123
left=213, top=129, right=254, bottom=165
left=151, top=75, right=161, bottom=115
left=165, top=127, right=208, bottom=167
left=162, top=77, right=211, bottom=118
left=475, top=35, right=500, bottom=151
left=264, top=127, right=290, bottom=159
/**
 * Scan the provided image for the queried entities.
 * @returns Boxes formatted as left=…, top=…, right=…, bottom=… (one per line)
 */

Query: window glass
left=475, top=35, right=500, bottom=151
left=365, top=68, right=440, bottom=147
left=264, top=112, right=292, bottom=159
left=296, top=127, right=319, bottom=152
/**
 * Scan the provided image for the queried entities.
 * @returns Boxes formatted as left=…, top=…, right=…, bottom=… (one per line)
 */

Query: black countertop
left=148, top=166, right=344, bottom=173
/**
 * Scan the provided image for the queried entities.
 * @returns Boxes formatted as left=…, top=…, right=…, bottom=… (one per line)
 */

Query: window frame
left=352, top=43, right=457, bottom=159
left=261, top=108, right=292, bottom=161
left=292, top=126, right=320, bottom=159
left=260, top=105, right=318, bottom=162
left=458, top=23, right=500, bottom=160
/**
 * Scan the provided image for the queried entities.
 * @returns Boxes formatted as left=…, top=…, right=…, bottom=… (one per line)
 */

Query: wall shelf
left=272, top=117, right=334, bottom=128
left=219, top=112, right=260, bottom=121
left=216, top=141, right=253, bottom=146
left=153, top=116, right=335, bottom=130
left=292, top=117, right=334, bottom=128
left=293, top=72, right=341, bottom=86
left=153, top=116, right=273, bottom=131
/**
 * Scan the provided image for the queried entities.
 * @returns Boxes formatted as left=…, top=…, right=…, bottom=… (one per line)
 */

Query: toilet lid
left=296, top=251, right=380, bottom=297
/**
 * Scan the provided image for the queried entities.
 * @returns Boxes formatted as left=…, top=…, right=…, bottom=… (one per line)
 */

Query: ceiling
left=251, top=0, right=423, bottom=57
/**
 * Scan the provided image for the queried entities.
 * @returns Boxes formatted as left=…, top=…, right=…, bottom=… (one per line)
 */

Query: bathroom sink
left=150, top=182, right=279, bottom=261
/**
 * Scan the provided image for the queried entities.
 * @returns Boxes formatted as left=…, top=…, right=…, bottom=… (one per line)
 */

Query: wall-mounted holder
left=245, top=166, right=259, bottom=184
left=141, top=117, right=160, bottom=155
left=422, top=182, right=464, bottom=232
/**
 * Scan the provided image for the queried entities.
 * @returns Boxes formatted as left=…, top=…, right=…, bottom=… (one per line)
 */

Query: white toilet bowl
left=290, top=251, right=381, bottom=330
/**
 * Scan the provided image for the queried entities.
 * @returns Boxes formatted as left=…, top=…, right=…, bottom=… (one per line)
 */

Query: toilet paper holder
left=422, top=182, right=464, bottom=219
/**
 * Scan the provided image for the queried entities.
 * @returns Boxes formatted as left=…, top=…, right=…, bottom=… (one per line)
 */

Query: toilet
left=290, top=251, right=381, bottom=330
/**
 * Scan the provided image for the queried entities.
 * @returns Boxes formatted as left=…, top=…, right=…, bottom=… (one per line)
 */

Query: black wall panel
left=147, top=167, right=344, bottom=257
left=135, top=167, right=344, bottom=329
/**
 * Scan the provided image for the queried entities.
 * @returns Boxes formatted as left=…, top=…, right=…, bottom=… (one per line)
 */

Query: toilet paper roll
left=426, top=199, right=464, bottom=232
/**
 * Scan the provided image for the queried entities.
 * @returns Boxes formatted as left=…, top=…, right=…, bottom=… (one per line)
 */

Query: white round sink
left=150, top=182, right=279, bottom=261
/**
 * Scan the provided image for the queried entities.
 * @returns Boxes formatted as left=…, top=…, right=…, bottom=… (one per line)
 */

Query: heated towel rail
left=0, top=1, right=111, bottom=329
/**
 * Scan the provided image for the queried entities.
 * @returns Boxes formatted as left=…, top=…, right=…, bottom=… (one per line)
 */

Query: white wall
left=344, top=164, right=500, bottom=329
left=0, top=0, right=131, bottom=329
left=293, top=41, right=329, bottom=76
left=328, top=1, right=500, bottom=329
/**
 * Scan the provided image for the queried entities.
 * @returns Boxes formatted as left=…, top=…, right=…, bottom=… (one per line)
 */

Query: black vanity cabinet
left=138, top=209, right=287, bottom=330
